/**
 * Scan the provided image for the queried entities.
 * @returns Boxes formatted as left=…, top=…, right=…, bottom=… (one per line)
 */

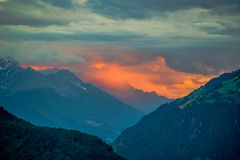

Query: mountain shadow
left=0, top=106, right=124, bottom=160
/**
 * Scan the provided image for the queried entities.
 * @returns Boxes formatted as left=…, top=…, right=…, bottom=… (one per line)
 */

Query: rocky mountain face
left=0, top=58, right=143, bottom=143
left=113, top=69, right=240, bottom=160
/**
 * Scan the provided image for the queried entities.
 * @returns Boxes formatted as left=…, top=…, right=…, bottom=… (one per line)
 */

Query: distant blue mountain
left=108, top=84, right=172, bottom=113
left=0, top=58, right=143, bottom=142
left=113, top=69, right=240, bottom=160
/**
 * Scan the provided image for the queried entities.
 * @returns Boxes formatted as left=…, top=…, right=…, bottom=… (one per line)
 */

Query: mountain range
left=102, top=84, right=172, bottom=113
left=0, top=58, right=143, bottom=142
left=0, top=106, right=124, bottom=160
left=113, top=69, right=240, bottom=160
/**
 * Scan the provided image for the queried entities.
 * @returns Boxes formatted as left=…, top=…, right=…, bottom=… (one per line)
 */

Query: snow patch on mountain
left=84, top=120, right=104, bottom=127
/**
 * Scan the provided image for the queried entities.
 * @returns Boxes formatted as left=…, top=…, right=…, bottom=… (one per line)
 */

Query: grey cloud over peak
left=0, top=0, right=80, bottom=26
left=41, top=0, right=77, bottom=9
left=0, top=0, right=239, bottom=76
left=86, top=0, right=240, bottom=19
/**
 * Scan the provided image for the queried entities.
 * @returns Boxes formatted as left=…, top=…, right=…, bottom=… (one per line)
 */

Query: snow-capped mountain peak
left=0, top=58, right=18, bottom=70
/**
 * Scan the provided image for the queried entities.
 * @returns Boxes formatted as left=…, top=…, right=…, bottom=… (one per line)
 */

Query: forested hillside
left=0, top=106, right=124, bottom=160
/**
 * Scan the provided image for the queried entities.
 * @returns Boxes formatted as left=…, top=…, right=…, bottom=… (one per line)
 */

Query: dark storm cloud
left=212, top=28, right=240, bottom=36
left=86, top=0, right=240, bottom=19
left=7, top=0, right=76, bottom=9
left=0, top=0, right=239, bottom=77
left=0, top=11, right=67, bottom=26
left=0, top=27, right=142, bottom=42
left=159, top=41, right=240, bottom=75
left=41, top=0, right=76, bottom=9
left=0, top=0, right=76, bottom=26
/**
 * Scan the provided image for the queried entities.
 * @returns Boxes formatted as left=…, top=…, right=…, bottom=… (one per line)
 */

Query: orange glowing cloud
left=21, top=64, right=64, bottom=71
left=91, top=62, right=109, bottom=69
left=76, top=57, right=213, bottom=99
left=20, top=52, right=214, bottom=99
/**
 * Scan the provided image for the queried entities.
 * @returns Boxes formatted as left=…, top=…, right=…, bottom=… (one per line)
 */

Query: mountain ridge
left=0, top=58, right=143, bottom=143
left=113, top=69, right=240, bottom=160
left=115, top=84, right=172, bottom=113
left=96, top=83, right=172, bottom=113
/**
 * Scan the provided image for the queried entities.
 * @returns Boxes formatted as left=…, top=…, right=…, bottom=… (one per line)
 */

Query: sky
left=0, top=0, right=240, bottom=98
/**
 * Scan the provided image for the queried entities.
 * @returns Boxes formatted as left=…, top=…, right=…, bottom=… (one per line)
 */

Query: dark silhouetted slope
left=113, top=70, right=240, bottom=160
left=0, top=106, right=124, bottom=160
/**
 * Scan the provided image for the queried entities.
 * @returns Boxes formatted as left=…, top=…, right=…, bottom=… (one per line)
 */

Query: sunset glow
left=20, top=55, right=214, bottom=99
left=0, top=0, right=239, bottom=158
left=21, top=64, right=64, bottom=71
left=74, top=57, right=213, bottom=99
left=1, top=0, right=237, bottom=100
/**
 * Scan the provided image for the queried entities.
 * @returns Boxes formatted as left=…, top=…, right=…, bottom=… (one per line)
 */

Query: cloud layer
left=0, top=0, right=239, bottom=98
left=86, top=0, right=240, bottom=19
